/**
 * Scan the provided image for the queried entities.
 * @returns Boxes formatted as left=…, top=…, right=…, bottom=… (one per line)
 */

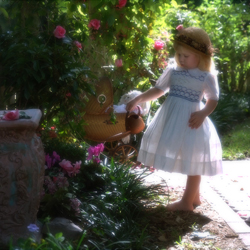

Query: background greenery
left=1, top=0, right=250, bottom=143
left=0, top=0, right=250, bottom=249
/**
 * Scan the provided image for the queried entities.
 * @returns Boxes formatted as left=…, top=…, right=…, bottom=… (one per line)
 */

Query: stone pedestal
left=0, top=109, right=45, bottom=246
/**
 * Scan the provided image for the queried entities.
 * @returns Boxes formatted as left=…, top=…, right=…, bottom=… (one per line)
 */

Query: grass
left=221, top=117, right=250, bottom=160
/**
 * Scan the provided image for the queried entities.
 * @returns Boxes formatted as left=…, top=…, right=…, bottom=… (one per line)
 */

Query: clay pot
left=125, top=106, right=145, bottom=134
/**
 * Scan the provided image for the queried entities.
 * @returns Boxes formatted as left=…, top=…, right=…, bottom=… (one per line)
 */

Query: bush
left=210, top=92, right=250, bottom=135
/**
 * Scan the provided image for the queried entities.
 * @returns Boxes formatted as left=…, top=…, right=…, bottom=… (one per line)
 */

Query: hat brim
left=173, top=39, right=212, bottom=58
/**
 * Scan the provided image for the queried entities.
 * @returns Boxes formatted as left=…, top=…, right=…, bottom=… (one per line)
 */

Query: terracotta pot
left=125, top=106, right=145, bottom=134
left=0, top=109, right=45, bottom=246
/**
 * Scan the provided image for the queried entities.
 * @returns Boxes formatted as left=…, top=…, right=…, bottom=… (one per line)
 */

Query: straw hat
left=174, top=27, right=213, bottom=57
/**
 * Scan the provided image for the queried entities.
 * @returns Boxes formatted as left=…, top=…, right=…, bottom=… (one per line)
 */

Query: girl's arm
left=188, top=99, right=218, bottom=129
left=126, top=87, right=164, bottom=112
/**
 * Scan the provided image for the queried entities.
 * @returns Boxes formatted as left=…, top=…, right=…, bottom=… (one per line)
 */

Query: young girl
left=126, top=26, right=223, bottom=211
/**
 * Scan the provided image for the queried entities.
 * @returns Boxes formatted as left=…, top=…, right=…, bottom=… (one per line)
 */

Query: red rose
left=53, top=25, right=66, bottom=39
left=154, top=40, right=164, bottom=50
left=116, top=0, right=127, bottom=8
left=115, top=59, right=123, bottom=67
left=2, top=109, right=19, bottom=120
left=74, top=41, right=82, bottom=51
left=88, top=19, right=101, bottom=30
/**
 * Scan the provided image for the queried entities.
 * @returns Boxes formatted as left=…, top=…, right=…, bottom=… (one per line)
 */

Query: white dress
left=137, top=65, right=223, bottom=176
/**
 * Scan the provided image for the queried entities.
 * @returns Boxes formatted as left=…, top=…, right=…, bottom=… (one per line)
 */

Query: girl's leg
left=167, top=175, right=201, bottom=211
left=193, top=186, right=201, bottom=207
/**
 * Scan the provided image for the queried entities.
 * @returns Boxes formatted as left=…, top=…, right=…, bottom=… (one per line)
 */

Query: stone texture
left=0, top=109, right=45, bottom=246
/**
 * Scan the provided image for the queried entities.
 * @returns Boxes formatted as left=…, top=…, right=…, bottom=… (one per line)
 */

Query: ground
left=144, top=187, right=249, bottom=250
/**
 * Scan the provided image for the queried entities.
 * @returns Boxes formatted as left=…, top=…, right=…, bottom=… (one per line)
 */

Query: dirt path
left=142, top=161, right=250, bottom=249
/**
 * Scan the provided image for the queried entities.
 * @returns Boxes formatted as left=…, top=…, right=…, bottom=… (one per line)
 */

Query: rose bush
left=74, top=41, right=82, bottom=51
left=115, top=59, right=123, bottom=67
left=116, top=0, right=127, bottom=8
left=88, top=19, right=101, bottom=30
left=53, top=25, right=66, bottom=39
left=154, top=40, right=165, bottom=50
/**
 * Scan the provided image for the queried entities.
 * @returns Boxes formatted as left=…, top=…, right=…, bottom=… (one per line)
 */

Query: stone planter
left=0, top=109, right=45, bottom=246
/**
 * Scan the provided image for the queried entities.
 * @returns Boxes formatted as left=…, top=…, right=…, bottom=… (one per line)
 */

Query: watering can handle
left=126, top=105, right=141, bottom=118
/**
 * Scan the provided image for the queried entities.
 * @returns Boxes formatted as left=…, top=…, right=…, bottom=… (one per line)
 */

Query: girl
left=126, top=26, right=223, bottom=211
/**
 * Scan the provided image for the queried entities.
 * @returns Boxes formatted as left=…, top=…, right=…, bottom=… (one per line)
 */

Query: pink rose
left=154, top=40, right=164, bottom=50
left=2, top=109, right=19, bottom=120
left=116, top=0, right=127, bottom=8
left=53, top=25, right=66, bottom=39
left=88, top=19, right=101, bottom=30
left=176, top=25, right=183, bottom=31
left=59, top=159, right=74, bottom=176
left=74, top=41, right=82, bottom=51
left=115, top=59, right=123, bottom=67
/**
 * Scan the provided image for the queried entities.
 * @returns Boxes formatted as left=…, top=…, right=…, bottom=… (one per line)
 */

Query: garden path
left=143, top=159, right=250, bottom=248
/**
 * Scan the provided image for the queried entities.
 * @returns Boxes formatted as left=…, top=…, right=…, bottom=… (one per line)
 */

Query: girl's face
left=177, top=47, right=200, bottom=69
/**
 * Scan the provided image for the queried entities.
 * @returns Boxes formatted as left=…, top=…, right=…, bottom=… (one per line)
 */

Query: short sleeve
left=154, top=66, right=174, bottom=93
left=204, top=72, right=219, bottom=101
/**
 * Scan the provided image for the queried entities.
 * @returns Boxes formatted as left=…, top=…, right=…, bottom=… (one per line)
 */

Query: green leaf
left=0, top=7, right=9, bottom=18
left=107, top=15, right=116, bottom=26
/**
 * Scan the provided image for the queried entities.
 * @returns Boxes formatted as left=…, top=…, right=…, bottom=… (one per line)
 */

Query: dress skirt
left=137, top=95, right=223, bottom=176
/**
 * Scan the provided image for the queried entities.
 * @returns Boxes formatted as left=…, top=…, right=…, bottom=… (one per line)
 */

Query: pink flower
left=93, top=157, right=100, bottom=164
left=87, top=146, right=95, bottom=160
left=154, top=40, right=164, bottom=50
left=66, top=92, right=72, bottom=97
left=97, top=143, right=104, bottom=152
left=87, top=144, right=104, bottom=162
left=116, top=0, right=127, bottom=8
left=48, top=182, right=57, bottom=194
left=54, top=176, right=69, bottom=189
left=45, top=154, right=52, bottom=169
left=70, top=198, right=81, bottom=214
left=93, top=143, right=104, bottom=156
left=115, top=59, right=123, bottom=67
left=88, top=19, right=101, bottom=30
left=74, top=41, right=82, bottom=51
left=52, top=151, right=61, bottom=162
left=53, top=25, right=66, bottom=39
left=72, top=161, right=82, bottom=175
left=176, top=24, right=183, bottom=31
left=2, top=109, right=19, bottom=120
left=59, top=159, right=74, bottom=176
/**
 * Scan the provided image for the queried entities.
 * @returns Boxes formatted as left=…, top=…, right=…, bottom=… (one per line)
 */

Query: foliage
left=210, top=93, right=250, bottom=135
left=11, top=231, right=86, bottom=250
left=77, top=160, right=167, bottom=249
left=36, top=136, right=167, bottom=249
left=221, top=117, right=250, bottom=160
left=0, top=0, right=174, bottom=142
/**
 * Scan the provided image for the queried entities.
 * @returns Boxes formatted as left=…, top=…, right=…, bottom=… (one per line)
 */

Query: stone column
left=0, top=109, right=45, bottom=246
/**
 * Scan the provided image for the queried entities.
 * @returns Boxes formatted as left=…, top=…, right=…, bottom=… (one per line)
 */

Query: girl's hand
left=188, top=111, right=206, bottom=129
left=126, top=98, right=139, bottom=112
